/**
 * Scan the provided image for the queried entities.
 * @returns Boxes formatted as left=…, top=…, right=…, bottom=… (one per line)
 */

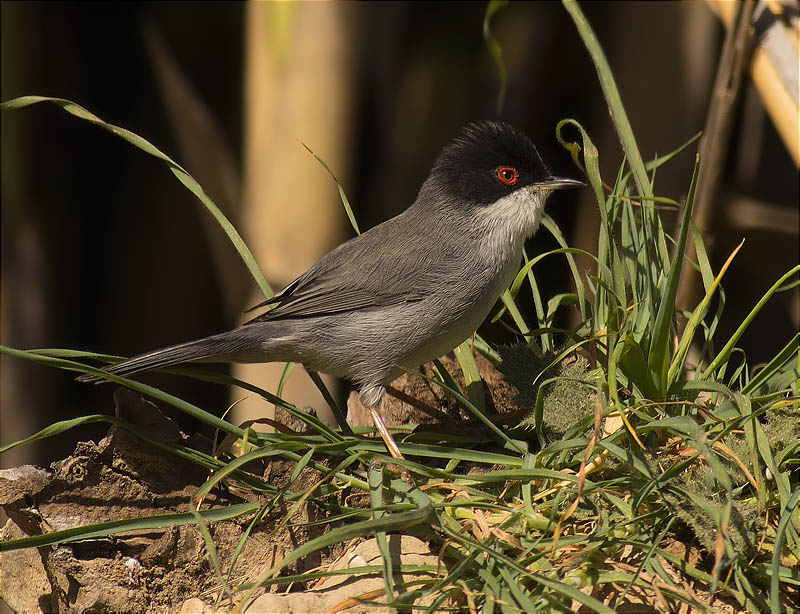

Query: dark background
left=2, top=1, right=798, bottom=467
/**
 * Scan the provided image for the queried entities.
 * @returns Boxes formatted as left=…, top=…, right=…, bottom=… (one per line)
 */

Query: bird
left=79, top=120, right=583, bottom=459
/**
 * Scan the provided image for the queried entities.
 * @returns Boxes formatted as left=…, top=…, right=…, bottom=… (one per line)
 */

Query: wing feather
left=244, top=213, right=436, bottom=324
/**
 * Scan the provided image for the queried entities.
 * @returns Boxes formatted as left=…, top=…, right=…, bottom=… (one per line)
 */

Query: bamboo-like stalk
left=233, top=3, right=359, bottom=426
left=706, top=0, right=800, bottom=167
left=676, top=0, right=756, bottom=315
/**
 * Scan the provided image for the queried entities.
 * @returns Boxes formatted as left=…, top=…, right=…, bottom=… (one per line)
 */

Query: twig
left=676, top=0, right=756, bottom=316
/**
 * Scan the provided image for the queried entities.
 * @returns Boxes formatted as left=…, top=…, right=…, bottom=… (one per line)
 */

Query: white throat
left=473, top=185, right=550, bottom=266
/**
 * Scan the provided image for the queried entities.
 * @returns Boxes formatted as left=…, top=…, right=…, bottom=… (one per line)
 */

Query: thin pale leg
left=368, top=406, right=405, bottom=460
left=360, top=385, right=406, bottom=460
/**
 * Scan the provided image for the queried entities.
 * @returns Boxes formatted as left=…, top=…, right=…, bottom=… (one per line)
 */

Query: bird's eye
left=495, top=166, right=519, bottom=186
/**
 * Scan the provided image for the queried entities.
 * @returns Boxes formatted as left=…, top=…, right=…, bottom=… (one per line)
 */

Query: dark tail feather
left=76, top=328, right=260, bottom=384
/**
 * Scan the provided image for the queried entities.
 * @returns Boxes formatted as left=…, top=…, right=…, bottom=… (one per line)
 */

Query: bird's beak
left=542, top=176, right=585, bottom=190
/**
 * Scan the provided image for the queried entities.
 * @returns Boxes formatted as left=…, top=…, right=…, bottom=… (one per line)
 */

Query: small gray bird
left=79, top=120, right=582, bottom=459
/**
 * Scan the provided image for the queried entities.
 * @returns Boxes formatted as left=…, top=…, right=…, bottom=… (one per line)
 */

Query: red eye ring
left=496, top=166, right=519, bottom=186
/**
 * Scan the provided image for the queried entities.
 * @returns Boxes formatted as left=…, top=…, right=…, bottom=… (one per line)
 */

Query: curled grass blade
left=556, top=119, right=605, bottom=219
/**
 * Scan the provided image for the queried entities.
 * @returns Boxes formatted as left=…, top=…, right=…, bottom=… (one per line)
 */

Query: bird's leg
left=360, top=385, right=405, bottom=460
left=368, top=406, right=405, bottom=460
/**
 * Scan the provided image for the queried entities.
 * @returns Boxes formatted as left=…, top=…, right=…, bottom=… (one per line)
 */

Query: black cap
left=426, top=120, right=581, bottom=206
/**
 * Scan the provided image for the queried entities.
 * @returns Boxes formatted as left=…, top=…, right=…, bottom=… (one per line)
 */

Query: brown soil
left=0, top=393, right=354, bottom=612
left=1, top=356, right=520, bottom=613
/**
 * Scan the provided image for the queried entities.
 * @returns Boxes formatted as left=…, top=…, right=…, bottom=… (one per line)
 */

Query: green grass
left=2, top=2, right=798, bottom=612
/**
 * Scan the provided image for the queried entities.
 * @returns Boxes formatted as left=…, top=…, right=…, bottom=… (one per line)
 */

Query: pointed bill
left=541, top=176, right=585, bottom=190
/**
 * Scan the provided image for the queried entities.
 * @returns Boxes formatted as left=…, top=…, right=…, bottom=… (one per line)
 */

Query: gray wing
left=245, top=213, right=442, bottom=324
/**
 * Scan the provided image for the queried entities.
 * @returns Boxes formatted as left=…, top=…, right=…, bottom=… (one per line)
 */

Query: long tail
left=76, top=327, right=262, bottom=383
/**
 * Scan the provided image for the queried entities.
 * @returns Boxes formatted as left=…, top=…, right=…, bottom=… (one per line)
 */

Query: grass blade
left=562, top=1, right=651, bottom=199
left=369, top=465, right=396, bottom=606
left=647, top=154, right=700, bottom=395
left=306, top=370, right=353, bottom=436
left=242, top=504, right=432, bottom=600
left=1, top=95, right=271, bottom=299
left=668, top=239, right=744, bottom=387
left=541, top=214, right=589, bottom=320
left=0, top=503, right=259, bottom=552
left=741, top=333, right=799, bottom=395
left=702, top=265, right=800, bottom=379
left=771, top=488, right=800, bottom=614
left=0, top=345, right=244, bottom=438
left=453, top=339, right=486, bottom=412
left=483, top=0, right=509, bottom=115
left=300, top=141, right=360, bottom=235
